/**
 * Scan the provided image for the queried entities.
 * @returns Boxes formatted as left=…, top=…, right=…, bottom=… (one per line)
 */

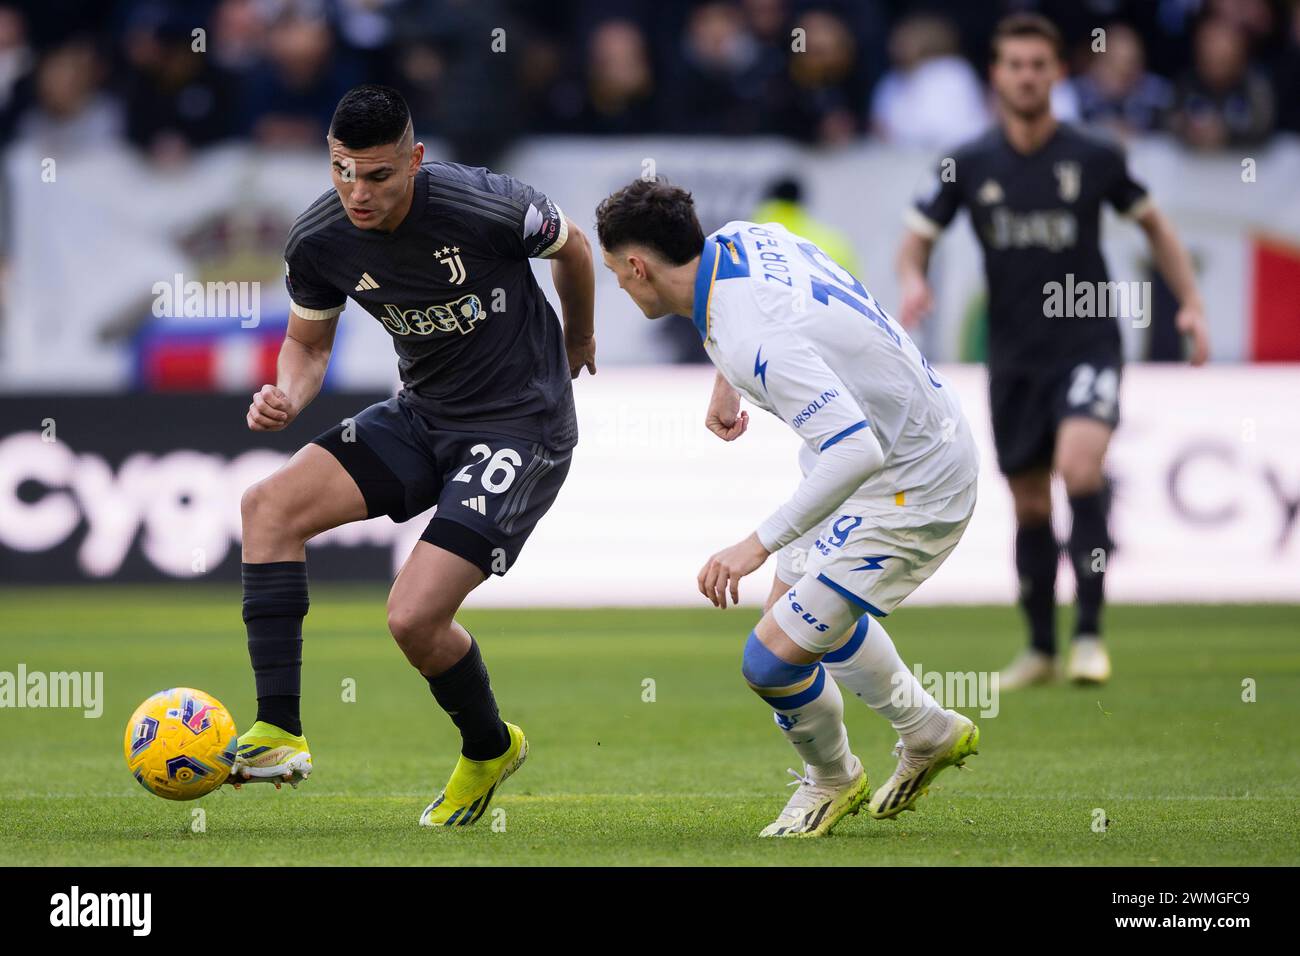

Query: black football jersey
left=284, top=161, right=576, bottom=451
left=910, top=123, right=1149, bottom=373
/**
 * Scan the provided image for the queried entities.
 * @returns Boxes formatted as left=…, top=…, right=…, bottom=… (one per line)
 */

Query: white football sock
left=823, top=615, right=951, bottom=751
left=760, top=664, right=855, bottom=784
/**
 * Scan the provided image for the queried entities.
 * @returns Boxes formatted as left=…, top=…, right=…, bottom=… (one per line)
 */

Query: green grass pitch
left=1, top=586, right=1297, bottom=866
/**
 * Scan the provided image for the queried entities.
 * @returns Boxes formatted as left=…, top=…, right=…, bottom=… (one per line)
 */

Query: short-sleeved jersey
left=908, top=123, right=1149, bottom=373
left=693, top=221, right=979, bottom=505
left=284, top=161, right=577, bottom=451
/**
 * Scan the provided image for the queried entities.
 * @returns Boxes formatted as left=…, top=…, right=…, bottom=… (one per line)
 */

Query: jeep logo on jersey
left=380, top=294, right=485, bottom=336
left=987, top=208, right=1078, bottom=251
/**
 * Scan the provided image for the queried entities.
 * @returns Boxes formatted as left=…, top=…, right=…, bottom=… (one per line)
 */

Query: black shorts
left=988, top=356, right=1121, bottom=476
left=312, top=398, right=571, bottom=577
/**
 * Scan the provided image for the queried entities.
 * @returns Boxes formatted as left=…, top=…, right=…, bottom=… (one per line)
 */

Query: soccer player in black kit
left=896, top=15, right=1209, bottom=688
left=228, top=86, right=596, bottom=826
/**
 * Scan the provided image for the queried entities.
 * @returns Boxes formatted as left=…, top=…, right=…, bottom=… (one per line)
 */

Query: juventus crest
left=437, top=246, right=467, bottom=285
left=1054, top=161, right=1082, bottom=203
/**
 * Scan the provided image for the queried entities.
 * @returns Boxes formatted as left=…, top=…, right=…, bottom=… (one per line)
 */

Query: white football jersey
left=691, top=220, right=978, bottom=504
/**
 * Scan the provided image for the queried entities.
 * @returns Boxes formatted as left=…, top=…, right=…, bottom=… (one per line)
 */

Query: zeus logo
left=754, top=348, right=769, bottom=390
left=785, top=589, right=831, bottom=632
left=380, top=294, right=485, bottom=336
left=851, top=555, right=898, bottom=572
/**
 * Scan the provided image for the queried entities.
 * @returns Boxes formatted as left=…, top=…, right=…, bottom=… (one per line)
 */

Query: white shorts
left=776, top=481, right=977, bottom=618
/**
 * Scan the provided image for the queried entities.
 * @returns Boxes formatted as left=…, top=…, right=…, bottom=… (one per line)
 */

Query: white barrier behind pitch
left=464, top=364, right=1300, bottom=607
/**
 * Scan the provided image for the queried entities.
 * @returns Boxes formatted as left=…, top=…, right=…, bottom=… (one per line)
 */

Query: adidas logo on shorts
left=461, top=495, right=487, bottom=514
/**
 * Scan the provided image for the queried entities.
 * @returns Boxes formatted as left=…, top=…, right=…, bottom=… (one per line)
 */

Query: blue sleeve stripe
left=815, top=573, right=889, bottom=617
left=820, top=420, right=869, bottom=451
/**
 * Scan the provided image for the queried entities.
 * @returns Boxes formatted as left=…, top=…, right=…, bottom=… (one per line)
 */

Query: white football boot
left=1067, top=636, right=1111, bottom=684
left=758, top=756, right=869, bottom=838
left=868, top=710, right=979, bottom=819
left=997, top=648, right=1057, bottom=690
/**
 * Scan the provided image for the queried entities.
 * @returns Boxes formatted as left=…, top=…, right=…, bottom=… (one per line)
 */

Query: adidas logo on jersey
left=977, top=179, right=1004, bottom=205
left=461, top=495, right=487, bottom=514
left=354, top=272, right=380, bottom=292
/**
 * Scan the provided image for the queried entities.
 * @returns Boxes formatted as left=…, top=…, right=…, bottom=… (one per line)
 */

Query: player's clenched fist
left=247, top=384, right=295, bottom=431
left=706, top=406, right=748, bottom=442
left=705, top=372, right=748, bottom=441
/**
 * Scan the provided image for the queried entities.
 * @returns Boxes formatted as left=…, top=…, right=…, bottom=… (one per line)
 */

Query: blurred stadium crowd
left=2, top=0, right=1297, bottom=167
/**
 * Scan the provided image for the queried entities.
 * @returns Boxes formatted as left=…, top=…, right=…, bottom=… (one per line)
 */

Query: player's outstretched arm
left=550, top=218, right=597, bottom=379
left=246, top=310, right=338, bottom=431
left=1135, top=205, right=1210, bottom=366
left=705, top=370, right=749, bottom=441
left=895, top=230, right=936, bottom=329
left=697, top=428, right=885, bottom=609
left=698, top=339, right=883, bottom=608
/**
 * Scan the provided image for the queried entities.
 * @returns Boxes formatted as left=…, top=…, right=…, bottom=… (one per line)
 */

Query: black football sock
left=1069, top=490, right=1110, bottom=638
left=426, top=637, right=510, bottom=761
left=242, top=561, right=308, bottom=737
left=255, top=695, right=301, bottom=737
left=1015, top=522, right=1059, bottom=656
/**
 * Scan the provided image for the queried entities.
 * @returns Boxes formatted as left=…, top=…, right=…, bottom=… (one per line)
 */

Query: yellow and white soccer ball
left=123, top=687, right=237, bottom=800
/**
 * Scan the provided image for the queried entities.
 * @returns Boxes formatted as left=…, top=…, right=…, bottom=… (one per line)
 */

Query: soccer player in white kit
left=595, top=180, right=983, bottom=837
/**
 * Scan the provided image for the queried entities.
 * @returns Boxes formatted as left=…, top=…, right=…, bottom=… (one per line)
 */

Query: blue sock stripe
left=823, top=615, right=871, bottom=663
left=742, top=630, right=816, bottom=688
left=759, top=664, right=827, bottom=709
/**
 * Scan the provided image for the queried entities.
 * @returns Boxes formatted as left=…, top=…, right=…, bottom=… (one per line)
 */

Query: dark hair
left=595, top=179, right=705, bottom=265
left=990, top=13, right=1064, bottom=62
left=329, top=85, right=411, bottom=149
left=766, top=176, right=803, bottom=203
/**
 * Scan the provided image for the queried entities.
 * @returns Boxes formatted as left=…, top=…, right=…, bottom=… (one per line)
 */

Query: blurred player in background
left=597, top=179, right=980, bottom=837
left=233, top=86, right=596, bottom=827
left=896, top=14, right=1210, bottom=689
left=753, top=176, right=861, bottom=276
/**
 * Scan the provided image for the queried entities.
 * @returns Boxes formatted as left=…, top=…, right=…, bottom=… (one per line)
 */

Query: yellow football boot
left=227, top=720, right=312, bottom=789
left=868, top=711, right=978, bottom=819
left=759, top=756, right=870, bottom=838
left=419, top=722, right=527, bottom=827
